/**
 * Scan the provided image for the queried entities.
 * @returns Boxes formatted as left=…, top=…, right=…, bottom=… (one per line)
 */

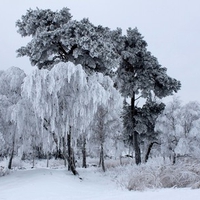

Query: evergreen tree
left=116, top=28, right=181, bottom=164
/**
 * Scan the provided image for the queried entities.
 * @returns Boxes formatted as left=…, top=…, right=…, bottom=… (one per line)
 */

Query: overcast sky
left=0, top=0, right=200, bottom=103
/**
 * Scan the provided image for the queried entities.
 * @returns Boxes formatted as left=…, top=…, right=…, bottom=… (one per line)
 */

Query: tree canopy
left=16, top=8, right=118, bottom=75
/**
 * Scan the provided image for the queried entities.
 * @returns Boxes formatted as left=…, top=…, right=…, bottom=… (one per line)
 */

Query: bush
left=0, top=158, right=9, bottom=177
left=106, top=157, right=200, bottom=191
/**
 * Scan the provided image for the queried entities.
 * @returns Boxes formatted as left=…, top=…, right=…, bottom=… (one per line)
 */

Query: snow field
left=1, top=158, right=200, bottom=200
left=1, top=167, right=200, bottom=200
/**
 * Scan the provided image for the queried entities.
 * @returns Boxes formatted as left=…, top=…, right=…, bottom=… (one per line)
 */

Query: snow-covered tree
left=157, top=97, right=191, bottom=162
left=175, top=101, right=200, bottom=159
left=180, top=101, right=200, bottom=137
left=89, top=74, right=123, bottom=171
left=21, top=62, right=122, bottom=173
left=0, top=67, right=26, bottom=168
left=115, top=28, right=181, bottom=164
left=157, top=98, right=200, bottom=163
left=16, top=8, right=118, bottom=75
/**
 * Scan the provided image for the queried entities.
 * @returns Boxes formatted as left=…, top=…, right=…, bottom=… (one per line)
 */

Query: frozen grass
left=106, top=157, right=200, bottom=191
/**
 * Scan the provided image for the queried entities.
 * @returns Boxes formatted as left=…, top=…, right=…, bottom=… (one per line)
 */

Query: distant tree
left=156, top=96, right=182, bottom=163
left=180, top=101, right=200, bottom=137
left=115, top=28, right=181, bottom=164
left=175, top=101, right=200, bottom=160
left=157, top=98, right=200, bottom=163
left=16, top=8, right=118, bottom=75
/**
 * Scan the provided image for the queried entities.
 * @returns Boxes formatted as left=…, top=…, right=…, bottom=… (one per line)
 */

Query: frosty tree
left=156, top=98, right=200, bottom=163
left=21, top=61, right=122, bottom=173
left=115, top=28, right=181, bottom=164
left=16, top=8, right=118, bottom=75
left=0, top=67, right=26, bottom=169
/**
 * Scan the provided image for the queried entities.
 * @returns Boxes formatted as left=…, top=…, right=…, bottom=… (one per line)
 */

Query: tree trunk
left=46, top=151, right=49, bottom=168
left=172, top=152, right=176, bottom=165
left=82, top=135, right=87, bottom=168
left=145, top=142, right=159, bottom=163
left=67, top=131, right=71, bottom=171
left=99, top=142, right=105, bottom=172
left=32, top=147, right=35, bottom=168
left=8, top=131, right=16, bottom=169
left=67, top=126, right=78, bottom=175
left=62, top=136, right=67, bottom=167
left=133, top=131, right=141, bottom=165
left=131, top=96, right=141, bottom=165
left=8, top=140, right=15, bottom=169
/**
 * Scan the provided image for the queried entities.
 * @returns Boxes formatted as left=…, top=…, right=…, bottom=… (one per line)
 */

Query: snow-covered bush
left=0, top=158, right=9, bottom=176
left=107, top=158, right=200, bottom=191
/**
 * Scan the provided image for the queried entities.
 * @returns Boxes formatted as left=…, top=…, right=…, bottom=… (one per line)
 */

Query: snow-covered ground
left=1, top=166, right=200, bottom=200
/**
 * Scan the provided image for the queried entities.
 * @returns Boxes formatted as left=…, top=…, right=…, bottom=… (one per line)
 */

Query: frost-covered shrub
left=107, top=158, right=200, bottom=191
left=104, top=160, right=121, bottom=169
left=11, top=157, right=23, bottom=169
left=0, top=158, right=9, bottom=176
left=0, top=166, right=9, bottom=177
left=104, top=157, right=133, bottom=169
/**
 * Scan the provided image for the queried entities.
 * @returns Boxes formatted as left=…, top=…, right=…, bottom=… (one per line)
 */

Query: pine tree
left=116, top=28, right=181, bottom=164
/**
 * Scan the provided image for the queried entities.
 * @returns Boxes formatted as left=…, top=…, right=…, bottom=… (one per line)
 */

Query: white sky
left=0, top=0, right=200, bottom=103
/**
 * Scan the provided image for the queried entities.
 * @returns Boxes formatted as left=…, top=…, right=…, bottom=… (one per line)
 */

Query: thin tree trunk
left=145, top=142, right=159, bottom=163
left=100, top=143, right=106, bottom=172
left=99, top=142, right=105, bottom=172
left=52, top=132, right=59, bottom=159
left=172, top=152, right=176, bottom=165
left=62, top=136, right=67, bottom=167
left=32, top=147, right=35, bottom=168
left=67, top=126, right=78, bottom=175
left=120, top=154, right=122, bottom=165
left=131, top=96, right=141, bottom=165
left=46, top=151, right=49, bottom=168
left=82, top=135, right=87, bottom=168
left=99, top=154, right=101, bottom=167
left=8, top=131, right=16, bottom=170
left=67, top=130, right=71, bottom=171
left=133, top=132, right=141, bottom=165
left=8, top=140, right=15, bottom=169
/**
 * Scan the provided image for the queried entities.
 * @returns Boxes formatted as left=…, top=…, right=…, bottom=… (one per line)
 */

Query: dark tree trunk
left=67, top=126, right=78, bottom=175
left=133, top=132, right=141, bottom=165
left=82, top=136, right=87, bottom=168
left=99, top=142, right=105, bottom=172
left=32, top=146, right=35, bottom=168
left=145, top=142, right=159, bottom=163
left=8, top=139, right=15, bottom=169
left=62, top=137, right=67, bottom=167
left=46, top=151, right=50, bottom=168
left=172, top=152, right=176, bottom=165
left=67, top=130, right=71, bottom=171
left=131, top=96, right=141, bottom=165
